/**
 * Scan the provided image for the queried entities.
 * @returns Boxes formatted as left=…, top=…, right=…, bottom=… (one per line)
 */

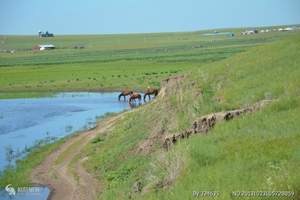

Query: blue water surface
left=0, top=92, right=129, bottom=171
left=0, top=92, right=132, bottom=200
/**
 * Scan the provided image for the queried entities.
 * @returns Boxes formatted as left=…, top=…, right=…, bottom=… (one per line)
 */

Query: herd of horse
left=118, top=87, right=159, bottom=105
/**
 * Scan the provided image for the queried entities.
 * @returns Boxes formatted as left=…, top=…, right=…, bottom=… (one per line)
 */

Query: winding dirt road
left=31, top=114, right=124, bottom=200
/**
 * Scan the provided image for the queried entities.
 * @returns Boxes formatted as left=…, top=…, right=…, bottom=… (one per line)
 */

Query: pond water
left=202, top=32, right=234, bottom=36
left=0, top=92, right=133, bottom=199
left=0, top=92, right=130, bottom=170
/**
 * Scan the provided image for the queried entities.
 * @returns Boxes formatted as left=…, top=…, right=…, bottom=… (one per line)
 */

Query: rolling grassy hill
left=78, top=33, right=300, bottom=199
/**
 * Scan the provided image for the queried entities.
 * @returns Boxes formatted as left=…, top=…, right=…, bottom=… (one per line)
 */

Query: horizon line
left=1, top=23, right=299, bottom=36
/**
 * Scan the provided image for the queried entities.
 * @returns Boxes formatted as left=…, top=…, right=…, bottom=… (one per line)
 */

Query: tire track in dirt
left=31, top=114, right=124, bottom=200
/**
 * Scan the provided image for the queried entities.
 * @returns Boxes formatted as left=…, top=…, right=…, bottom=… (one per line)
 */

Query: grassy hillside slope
left=80, top=34, right=300, bottom=199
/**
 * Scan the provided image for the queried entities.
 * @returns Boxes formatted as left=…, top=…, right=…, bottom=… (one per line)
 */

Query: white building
left=283, top=27, right=294, bottom=31
left=38, top=44, right=55, bottom=51
left=241, top=30, right=258, bottom=35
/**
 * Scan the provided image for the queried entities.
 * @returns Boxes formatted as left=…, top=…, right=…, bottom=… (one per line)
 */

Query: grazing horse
left=143, top=87, right=159, bottom=102
left=118, top=90, right=133, bottom=101
left=129, top=92, right=142, bottom=105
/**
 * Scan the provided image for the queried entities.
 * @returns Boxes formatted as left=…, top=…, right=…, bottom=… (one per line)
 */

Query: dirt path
left=31, top=114, right=124, bottom=200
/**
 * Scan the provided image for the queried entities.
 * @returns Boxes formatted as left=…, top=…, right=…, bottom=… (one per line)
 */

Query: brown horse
left=129, top=92, right=142, bottom=105
left=118, top=90, right=133, bottom=101
left=143, top=87, right=159, bottom=102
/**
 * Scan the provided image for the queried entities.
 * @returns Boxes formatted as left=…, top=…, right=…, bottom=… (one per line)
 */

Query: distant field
left=0, top=27, right=298, bottom=98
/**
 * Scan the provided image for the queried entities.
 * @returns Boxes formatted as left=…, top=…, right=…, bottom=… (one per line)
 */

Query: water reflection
left=0, top=92, right=129, bottom=170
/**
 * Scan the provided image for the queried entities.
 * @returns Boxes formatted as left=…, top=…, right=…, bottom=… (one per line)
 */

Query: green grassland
left=1, top=28, right=298, bottom=98
left=0, top=27, right=299, bottom=200
left=79, top=33, right=300, bottom=199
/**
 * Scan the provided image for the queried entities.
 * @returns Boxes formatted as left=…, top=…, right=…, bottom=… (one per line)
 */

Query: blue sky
left=0, top=0, right=300, bottom=35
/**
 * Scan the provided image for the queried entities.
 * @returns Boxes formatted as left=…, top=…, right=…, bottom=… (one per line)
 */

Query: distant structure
left=241, top=26, right=296, bottom=36
left=260, top=29, right=270, bottom=33
left=38, top=30, right=54, bottom=37
left=32, top=44, right=55, bottom=51
left=241, top=29, right=258, bottom=35
left=278, top=27, right=294, bottom=31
